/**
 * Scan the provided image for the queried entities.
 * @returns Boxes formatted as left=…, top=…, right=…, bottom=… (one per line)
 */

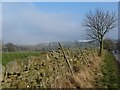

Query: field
left=2, top=52, right=40, bottom=65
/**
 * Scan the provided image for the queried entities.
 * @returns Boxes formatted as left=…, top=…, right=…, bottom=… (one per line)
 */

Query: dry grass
left=2, top=48, right=110, bottom=88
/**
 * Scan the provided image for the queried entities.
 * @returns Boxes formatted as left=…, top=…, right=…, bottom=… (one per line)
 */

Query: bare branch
left=83, top=9, right=117, bottom=56
left=83, top=9, right=117, bottom=40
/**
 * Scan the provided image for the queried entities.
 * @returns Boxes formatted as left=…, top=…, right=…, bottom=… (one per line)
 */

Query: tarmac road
left=113, top=53, right=119, bottom=63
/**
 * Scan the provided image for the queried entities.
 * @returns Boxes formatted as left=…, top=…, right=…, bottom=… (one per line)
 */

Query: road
left=113, top=53, right=120, bottom=63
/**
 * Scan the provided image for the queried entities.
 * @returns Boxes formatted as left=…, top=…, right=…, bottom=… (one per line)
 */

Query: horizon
left=2, top=2, right=118, bottom=45
left=2, top=38, right=118, bottom=46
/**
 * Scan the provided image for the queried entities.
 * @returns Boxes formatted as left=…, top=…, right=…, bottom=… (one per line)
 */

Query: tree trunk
left=99, top=40, right=103, bottom=56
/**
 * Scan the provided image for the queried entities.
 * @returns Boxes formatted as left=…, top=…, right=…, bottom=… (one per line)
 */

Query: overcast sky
left=2, top=2, right=118, bottom=45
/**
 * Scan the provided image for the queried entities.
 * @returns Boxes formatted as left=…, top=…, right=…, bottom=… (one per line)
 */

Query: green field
left=2, top=52, right=41, bottom=65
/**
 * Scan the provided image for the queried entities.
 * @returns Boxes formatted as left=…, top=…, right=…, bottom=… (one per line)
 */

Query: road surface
left=113, top=53, right=120, bottom=63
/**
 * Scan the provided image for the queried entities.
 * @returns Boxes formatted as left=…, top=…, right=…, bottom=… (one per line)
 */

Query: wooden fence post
left=58, top=43, right=74, bottom=75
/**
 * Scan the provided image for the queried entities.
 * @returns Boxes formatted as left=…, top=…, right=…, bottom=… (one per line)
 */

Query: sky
left=2, top=2, right=118, bottom=45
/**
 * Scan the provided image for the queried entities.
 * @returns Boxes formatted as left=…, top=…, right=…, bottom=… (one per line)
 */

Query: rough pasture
left=1, top=48, right=119, bottom=88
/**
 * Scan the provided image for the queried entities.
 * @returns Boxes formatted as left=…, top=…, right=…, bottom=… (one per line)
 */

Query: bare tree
left=83, top=9, right=117, bottom=56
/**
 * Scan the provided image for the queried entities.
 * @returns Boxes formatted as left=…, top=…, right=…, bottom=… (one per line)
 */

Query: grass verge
left=97, top=51, right=119, bottom=88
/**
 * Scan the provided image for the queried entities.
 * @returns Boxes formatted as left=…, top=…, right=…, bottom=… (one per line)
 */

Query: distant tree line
left=103, top=39, right=118, bottom=51
left=2, top=43, right=29, bottom=52
left=2, top=42, right=59, bottom=52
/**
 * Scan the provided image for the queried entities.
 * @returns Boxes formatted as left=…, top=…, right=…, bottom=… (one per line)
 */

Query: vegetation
left=1, top=5, right=118, bottom=88
left=96, top=51, right=119, bottom=88
left=2, top=48, right=103, bottom=88
left=1, top=46, right=119, bottom=88
left=1, top=9, right=118, bottom=89
left=2, top=52, right=40, bottom=65
left=103, top=39, right=115, bottom=51
left=83, top=9, right=117, bottom=56
left=2, top=43, right=30, bottom=52
left=0, top=52, right=1, bottom=63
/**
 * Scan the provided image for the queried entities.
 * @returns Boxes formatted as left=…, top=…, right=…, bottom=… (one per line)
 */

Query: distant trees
left=2, top=43, right=29, bottom=52
left=3, top=43, right=15, bottom=52
left=83, top=9, right=117, bottom=56
left=103, top=39, right=115, bottom=51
